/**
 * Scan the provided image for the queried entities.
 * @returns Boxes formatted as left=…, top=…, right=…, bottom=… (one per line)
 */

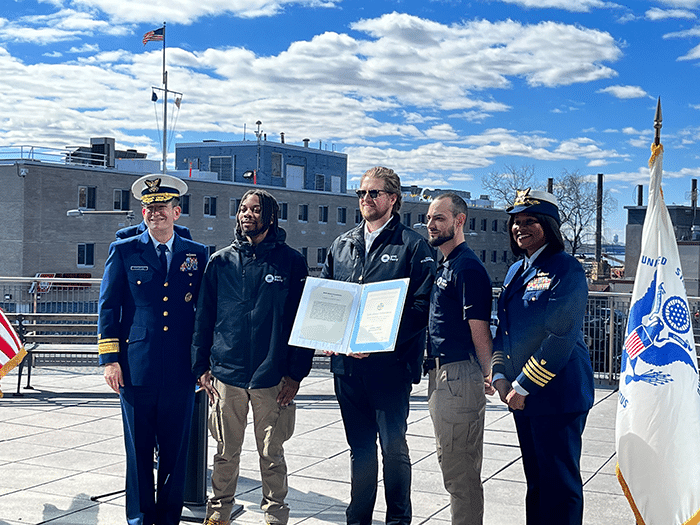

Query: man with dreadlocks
left=191, top=189, right=313, bottom=525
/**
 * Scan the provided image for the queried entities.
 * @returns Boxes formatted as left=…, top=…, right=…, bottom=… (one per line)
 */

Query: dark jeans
left=513, top=410, right=588, bottom=525
left=334, top=370, right=412, bottom=525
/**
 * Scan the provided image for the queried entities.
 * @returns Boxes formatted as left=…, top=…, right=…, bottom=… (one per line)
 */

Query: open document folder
left=289, top=277, right=410, bottom=355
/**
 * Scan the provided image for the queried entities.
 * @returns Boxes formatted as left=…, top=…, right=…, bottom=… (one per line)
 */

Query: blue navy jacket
left=98, top=230, right=206, bottom=389
left=492, top=247, right=594, bottom=416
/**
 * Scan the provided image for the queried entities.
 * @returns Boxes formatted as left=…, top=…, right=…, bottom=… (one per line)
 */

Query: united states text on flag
left=0, top=308, right=26, bottom=398
left=615, top=141, right=700, bottom=525
left=142, top=27, right=164, bottom=45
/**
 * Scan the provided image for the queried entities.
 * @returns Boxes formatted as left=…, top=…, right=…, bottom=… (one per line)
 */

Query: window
left=278, top=202, right=288, bottom=221
left=315, top=174, right=325, bottom=191
left=480, top=219, right=487, bottom=231
left=491, top=250, right=498, bottom=263
left=502, top=250, right=509, bottom=263
left=204, top=196, right=217, bottom=217
left=318, top=206, right=328, bottom=223
left=417, top=213, right=426, bottom=226
left=403, top=212, right=412, bottom=227
left=206, top=245, right=217, bottom=258
left=210, top=156, right=233, bottom=182
left=77, top=243, right=95, bottom=267
left=480, top=250, right=486, bottom=262
left=271, top=153, right=282, bottom=178
left=298, top=204, right=309, bottom=222
left=78, top=186, right=96, bottom=209
left=337, top=207, right=347, bottom=225
left=355, top=208, right=362, bottom=224
left=300, top=247, right=308, bottom=263
left=180, top=194, right=190, bottom=215
left=492, top=219, right=499, bottom=232
left=469, top=217, right=476, bottom=231
left=317, top=247, right=327, bottom=265
left=113, top=189, right=130, bottom=211
left=229, top=198, right=238, bottom=218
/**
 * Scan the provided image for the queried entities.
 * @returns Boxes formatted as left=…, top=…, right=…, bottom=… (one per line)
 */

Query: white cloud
left=71, top=0, right=339, bottom=23
left=491, top=0, right=619, bottom=13
left=646, top=7, right=696, bottom=20
left=597, top=85, right=648, bottom=99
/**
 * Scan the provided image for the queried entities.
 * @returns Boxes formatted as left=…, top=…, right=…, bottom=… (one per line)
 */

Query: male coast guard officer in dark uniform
left=98, top=174, right=207, bottom=525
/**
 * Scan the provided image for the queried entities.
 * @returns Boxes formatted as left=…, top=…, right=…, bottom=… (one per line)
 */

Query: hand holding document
left=289, top=277, right=409, bottom=355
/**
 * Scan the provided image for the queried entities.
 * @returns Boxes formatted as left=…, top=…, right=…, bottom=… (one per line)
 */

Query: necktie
left=157, top=244, right=168, bottom=274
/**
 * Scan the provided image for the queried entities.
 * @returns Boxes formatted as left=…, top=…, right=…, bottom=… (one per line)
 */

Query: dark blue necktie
left=157, top=244, right=168, bottom=274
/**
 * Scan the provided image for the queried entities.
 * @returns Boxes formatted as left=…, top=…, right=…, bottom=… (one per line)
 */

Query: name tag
left=130, top=265, right=149, bottom=271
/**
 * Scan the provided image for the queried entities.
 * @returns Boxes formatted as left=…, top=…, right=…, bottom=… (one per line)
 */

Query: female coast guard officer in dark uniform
left=98, top=174, right=206, bottom=525
left=492, top=189, right=594, bottom=525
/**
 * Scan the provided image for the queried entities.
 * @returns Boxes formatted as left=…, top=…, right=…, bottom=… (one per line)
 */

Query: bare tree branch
left=481, top=165, right=537, bottom=209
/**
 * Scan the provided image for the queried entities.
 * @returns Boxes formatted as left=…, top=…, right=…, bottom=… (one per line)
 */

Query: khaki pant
left=206, top=378, right=296, bottom=524
left=428, top=359, right=486, bottom=525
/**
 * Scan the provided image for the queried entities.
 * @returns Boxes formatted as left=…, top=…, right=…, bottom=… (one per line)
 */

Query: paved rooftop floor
left=0, top=366, right=634, bottom=524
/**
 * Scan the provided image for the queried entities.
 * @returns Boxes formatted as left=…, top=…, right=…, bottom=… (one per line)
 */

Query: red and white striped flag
left=0, top=308, right=26, bottom=398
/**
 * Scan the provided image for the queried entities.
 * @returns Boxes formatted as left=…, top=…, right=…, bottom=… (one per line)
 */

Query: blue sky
left=3, top=0, right=700, bottom=242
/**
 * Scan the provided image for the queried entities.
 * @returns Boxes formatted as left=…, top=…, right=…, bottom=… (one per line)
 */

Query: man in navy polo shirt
left=425, top=193, right=494, bottom=525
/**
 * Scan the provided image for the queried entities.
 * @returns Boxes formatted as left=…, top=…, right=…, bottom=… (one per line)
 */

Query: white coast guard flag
left=615, top=143, right=700, bottom=525
left=0, top=308, right=26, bottom=398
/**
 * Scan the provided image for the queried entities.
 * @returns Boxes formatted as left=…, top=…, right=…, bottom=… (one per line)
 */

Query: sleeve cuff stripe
left=523, top=362, right=550, bottom=387
left=98, top=339, right=120, bottom=355
left=526, top=357, right=555, bottom=379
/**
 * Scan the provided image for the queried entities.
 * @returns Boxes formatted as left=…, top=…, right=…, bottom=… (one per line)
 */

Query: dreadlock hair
left=235, top=188, right=279, bottom=238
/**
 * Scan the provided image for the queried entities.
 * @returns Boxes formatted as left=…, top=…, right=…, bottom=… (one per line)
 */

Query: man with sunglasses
left=321, top=167, right=436, bottom=525
left=98, top=174, right=207, bottom=525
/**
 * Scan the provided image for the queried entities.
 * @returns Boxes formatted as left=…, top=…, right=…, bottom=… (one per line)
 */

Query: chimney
left=280, top=132, right=285, bottom=144
left=303, top=138, right=310, bottom=148
left=637, top=185, right=644, bottom=206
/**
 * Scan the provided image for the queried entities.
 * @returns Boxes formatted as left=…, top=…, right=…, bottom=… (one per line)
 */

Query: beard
left=240, top=221, right=269, bottom=238
left=428, top=228, right=455, bottom=247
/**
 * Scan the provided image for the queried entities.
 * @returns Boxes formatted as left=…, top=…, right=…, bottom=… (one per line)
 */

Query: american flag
left=624, top=329, right=645, bottom=359
left=142, top=27, right=164, bottom=45
left=0, top=308, right=26, bottom=398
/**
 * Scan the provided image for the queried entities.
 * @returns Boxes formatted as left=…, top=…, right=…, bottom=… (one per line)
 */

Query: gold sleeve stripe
left=492, top=351, right=506, bottom=366
left=523, top=357, right=555, bottom=387
left=98, top=338, right=120, bottom=355
left=523, top=363, right=548, bottom=387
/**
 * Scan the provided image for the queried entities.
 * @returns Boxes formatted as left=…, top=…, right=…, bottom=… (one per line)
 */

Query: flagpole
left=162, top=22, right=167, bottom=174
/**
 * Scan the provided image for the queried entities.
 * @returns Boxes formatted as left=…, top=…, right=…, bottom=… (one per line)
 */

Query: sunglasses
left=355, top=189, right=389, bottom=200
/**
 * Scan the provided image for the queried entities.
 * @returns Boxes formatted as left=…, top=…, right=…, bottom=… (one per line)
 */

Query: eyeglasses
left=355, top=189, right=389, bottom=200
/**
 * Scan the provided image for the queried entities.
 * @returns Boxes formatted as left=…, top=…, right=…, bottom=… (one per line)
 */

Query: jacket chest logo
left=436, top=276, right=448, bottom=289
left=265, top=274, right=284, bottom=283
left=380, top=254, right=399, bottom=263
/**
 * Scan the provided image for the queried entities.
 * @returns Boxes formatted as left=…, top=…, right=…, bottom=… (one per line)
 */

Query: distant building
left=0, top=136, right=512, bottom=286
left=623, top=204, right=700, bottom=296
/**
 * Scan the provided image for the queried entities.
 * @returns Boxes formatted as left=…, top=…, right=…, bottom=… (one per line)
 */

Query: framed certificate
left=288, top=277, right=410, bottom=354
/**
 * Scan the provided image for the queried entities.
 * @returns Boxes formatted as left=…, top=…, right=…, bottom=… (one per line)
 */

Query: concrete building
left=623, top=201, right=700, bottom=296
left=0, top=137, right=511, bottom=285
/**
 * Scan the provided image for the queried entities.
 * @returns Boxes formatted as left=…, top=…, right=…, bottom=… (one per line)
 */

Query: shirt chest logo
left=265, top=274, right=284, bottom=283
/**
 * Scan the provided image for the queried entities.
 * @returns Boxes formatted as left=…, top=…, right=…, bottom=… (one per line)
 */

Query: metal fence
left=2, top=277, right=699, bottom=385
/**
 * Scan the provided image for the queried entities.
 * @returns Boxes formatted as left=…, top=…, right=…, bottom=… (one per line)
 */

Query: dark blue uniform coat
left=493, top=247, right=594, bottom=525
left=98, top=230, right=206, bottom=525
